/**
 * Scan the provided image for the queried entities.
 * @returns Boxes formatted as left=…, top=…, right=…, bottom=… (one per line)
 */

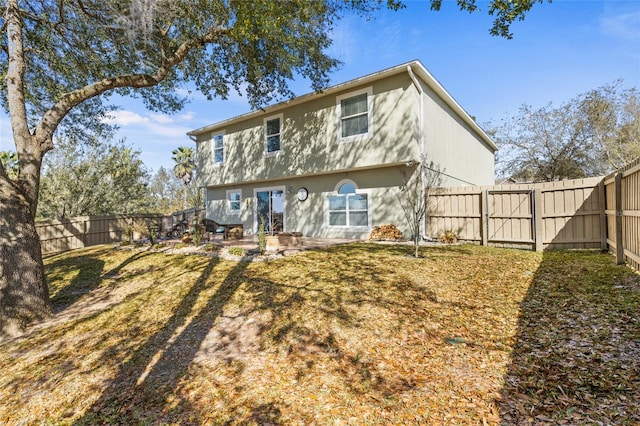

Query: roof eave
left=188, top=60, right=499, bottom=153
left=186, top=61, right=417, bottom=138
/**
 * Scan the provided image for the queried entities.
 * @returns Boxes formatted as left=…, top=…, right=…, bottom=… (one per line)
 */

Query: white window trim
left=226, top=189, right=241, bottom=215
left=325, top=179, right=372, bottom=230
left=211, top=131, right=225, bottom=166
left=264, top=113, right=284, bottom=157
left=336, top=86, right=373, bottom=143
left=253, top=186, right=287, bottom=234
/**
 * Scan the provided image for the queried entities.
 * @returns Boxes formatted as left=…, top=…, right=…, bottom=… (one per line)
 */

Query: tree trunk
left=0, top=179, right=52, bottom=339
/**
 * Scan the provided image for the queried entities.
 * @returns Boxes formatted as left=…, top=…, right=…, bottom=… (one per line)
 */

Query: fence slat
left=36, top=214, right=170, bottom=255
left=426, top=177, right=605, bottom=252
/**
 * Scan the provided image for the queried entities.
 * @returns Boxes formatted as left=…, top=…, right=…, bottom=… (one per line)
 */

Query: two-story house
left=188, top=60, right=497, bottom=239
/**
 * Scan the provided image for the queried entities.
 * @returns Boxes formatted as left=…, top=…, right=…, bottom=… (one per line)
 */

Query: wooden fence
left=37, top=214, right=167, bottom=255
left=37, top=208, right=206, bottom=256
left=427, top=177, right=605, bottom=251
left=604, top=157, right=640, bottom=271
left=426, top=167, right=639, bottom=270
left=36, top=163, right=639, bottom=270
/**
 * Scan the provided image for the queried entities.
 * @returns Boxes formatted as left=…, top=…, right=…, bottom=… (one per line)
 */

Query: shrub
left=203, top=243, right=218, bottom=252
left=228, top=246, right=244, bottom=257
left=258, top=219, right=266, bottom=254
left=440, top=229, right=458, bottom=244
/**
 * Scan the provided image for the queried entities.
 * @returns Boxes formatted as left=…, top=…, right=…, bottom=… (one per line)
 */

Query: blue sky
left=1, top=0, right=639, bottom=174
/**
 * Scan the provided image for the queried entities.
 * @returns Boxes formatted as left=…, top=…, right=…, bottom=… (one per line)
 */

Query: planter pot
left=265, top=235, right=280, bottom=253
left=278, top=232, right=303, bottom=247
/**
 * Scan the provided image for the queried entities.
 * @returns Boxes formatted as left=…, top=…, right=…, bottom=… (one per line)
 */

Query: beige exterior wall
left=196, top=73, right=421, bottom=188
left=206, top=166, right=414, bottom=239
left=419, top=81, right=496, bottom=187
left=194, top=62, right=497, bottom=239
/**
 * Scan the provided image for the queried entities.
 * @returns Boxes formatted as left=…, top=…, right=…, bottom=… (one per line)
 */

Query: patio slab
left=210, top=235, right=357, bottom=253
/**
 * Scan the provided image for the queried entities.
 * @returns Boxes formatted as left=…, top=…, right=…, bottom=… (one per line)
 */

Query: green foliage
left=37, top=137, right=151, bottom=219
left=171, top=146, right=198, bottom=210
left=0, top=151, right=19, bottom=180
left=191, top=223, right=203, bottom=246
left=202, top=243, right=218, bottom=252
left=228, top=246, right=244, bottom=257
left=1, top=0, right=540, bottom=140
left=148, top=166, right=186, bottom=214
left=258, top=218, right=267, bottom=255
left=432, top=0, right=549, bottom=39
left=172, top=147, right=196, bottom=187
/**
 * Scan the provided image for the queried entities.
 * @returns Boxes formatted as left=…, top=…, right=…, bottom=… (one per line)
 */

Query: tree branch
left=34, top=27, right=228, bottom=152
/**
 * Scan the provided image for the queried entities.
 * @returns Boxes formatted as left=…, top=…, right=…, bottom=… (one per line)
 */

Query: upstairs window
left=213, top=133, right=224, bottom=164
left=265, top=115, right=282, bottom=155
left=337, top=87, right=372, bottom=140
left=328, top=180, right=369, bottom=227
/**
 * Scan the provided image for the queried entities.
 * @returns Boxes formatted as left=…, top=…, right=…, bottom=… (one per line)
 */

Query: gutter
left=407, top=64, right=428, bottom=240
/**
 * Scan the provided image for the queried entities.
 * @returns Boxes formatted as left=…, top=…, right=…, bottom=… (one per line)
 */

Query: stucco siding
left=205, top=166, right=414, bottom=239
left=196, top=73, right=421, bottom=189
left=420, top=82, right=495, bottom=187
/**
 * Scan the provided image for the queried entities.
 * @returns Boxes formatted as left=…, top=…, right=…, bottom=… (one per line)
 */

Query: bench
left=202, top=219, right=243, bottom=240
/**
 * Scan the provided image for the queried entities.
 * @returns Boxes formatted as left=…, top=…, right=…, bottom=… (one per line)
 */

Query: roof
left=187, top=60, right=498, bottom=152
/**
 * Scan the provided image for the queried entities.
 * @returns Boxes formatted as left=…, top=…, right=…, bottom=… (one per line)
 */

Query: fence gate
left=486, top=189, right=536, bottom=250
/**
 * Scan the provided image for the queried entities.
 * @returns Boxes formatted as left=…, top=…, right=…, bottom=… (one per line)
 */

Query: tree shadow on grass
left=498, top=250, right=640, bottom=424
left=46, top=249, right=153, bottom=313
left=73, top=256, right=252, bottom=424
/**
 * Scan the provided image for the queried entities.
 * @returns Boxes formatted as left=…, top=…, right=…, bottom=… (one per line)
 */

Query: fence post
left=534, top=189, right=544, bottom=252
left=598, top=178, right=607, bottom=251
left=614, top=172, right=624, bottom=265
left=481, top=188, right=488, bottom=247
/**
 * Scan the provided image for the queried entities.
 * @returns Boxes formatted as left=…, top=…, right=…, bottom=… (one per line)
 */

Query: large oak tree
left=0, top=0, right=545, bottom=337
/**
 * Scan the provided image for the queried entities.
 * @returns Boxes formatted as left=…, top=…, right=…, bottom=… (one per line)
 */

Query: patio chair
left=203, top=219, right=243, bottom=240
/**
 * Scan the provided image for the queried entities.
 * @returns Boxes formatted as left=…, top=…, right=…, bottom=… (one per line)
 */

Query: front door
left=255, top=187, right=285, bottom=234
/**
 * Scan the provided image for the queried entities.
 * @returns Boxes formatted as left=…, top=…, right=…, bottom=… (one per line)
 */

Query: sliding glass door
left=255, top=187, right=285, bottom=234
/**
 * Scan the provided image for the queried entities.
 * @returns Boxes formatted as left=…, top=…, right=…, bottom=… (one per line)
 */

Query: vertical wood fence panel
left=37, top=214, right=168, bottom=255
left=427, top=177, right=605, bottom=252
left=427, top=160, right=639, bottom=271
left=605, top=157, right=640, bottom=270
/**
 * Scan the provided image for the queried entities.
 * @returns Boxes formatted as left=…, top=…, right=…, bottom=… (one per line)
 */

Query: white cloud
left=178, top=111, right=196, bottom=121
left=601, top=10, right=640, bottom=40
left=149, top=113, right=174, bottom=124
left=103, top=110, right=149, bottom=126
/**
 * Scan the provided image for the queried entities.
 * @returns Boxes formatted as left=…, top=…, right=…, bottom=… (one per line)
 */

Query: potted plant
left=263, top=218, right=279, bottom=253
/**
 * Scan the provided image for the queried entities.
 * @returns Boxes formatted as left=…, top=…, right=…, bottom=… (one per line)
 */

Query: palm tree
left=171, top=146, right=196, bottom=210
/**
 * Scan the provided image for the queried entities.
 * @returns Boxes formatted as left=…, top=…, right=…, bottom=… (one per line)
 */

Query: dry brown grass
left=0, top=243, right=638, bottom=425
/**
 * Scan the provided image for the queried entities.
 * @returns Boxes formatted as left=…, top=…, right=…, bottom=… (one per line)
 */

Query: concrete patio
left=207, top=234, right=357, bottom=255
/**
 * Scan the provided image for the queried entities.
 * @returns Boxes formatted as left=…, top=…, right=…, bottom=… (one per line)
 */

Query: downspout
left=407, top=65, right=427, bottom=240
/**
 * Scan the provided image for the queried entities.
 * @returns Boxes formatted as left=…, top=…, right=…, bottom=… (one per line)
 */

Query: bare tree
left=494, top=81, right=640, bottom=181
left=397, top=159, right=443, bottom=257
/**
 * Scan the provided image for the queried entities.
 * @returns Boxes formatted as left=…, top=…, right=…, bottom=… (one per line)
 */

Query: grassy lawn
left=0, top=243, right=638, bottom=425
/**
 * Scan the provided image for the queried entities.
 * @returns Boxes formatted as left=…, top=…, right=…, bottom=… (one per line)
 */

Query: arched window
left=337, top=182, right=356, bottom=194
left=328, top=180, right=369, bottom=227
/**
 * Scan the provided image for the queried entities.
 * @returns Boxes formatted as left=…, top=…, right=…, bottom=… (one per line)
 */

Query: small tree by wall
left=397, top=160, right=443, bottom=257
